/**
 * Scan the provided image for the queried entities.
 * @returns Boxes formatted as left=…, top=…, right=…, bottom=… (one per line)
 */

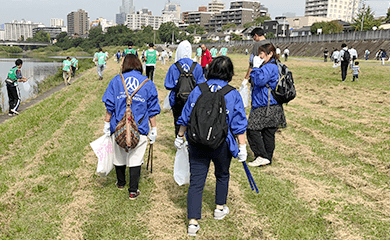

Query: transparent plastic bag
left=239, top=80, right=249, bottom=108
left=163, top=94, right=171, bottom=110
left=173, top=142, right=190, bottom=186
left=90, top=135, right=114, bottom=176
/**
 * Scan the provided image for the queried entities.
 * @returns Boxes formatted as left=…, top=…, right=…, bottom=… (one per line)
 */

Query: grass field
left=0, top=54, right=389, bottom=240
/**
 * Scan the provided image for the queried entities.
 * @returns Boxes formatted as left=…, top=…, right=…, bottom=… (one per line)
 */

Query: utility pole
left=172, top=30, right=174, bottom=45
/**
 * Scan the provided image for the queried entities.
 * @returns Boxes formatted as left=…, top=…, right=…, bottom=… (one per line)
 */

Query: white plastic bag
left=163, top=94, right=171, bottom=110
left=90, top=135, right=114, bottom=176
left=239, top=80, right=249, bottom=108
left=174, top=142, right=190, bottom=186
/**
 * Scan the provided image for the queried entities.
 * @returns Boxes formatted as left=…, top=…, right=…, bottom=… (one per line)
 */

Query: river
left=0, top=58, right=62, bottom=113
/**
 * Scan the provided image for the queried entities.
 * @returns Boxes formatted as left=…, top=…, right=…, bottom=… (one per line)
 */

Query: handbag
left=114, top=74, right=149, bottom=152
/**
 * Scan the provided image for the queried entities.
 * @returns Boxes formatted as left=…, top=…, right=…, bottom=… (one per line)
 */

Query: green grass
left=0, top=54, right=389, bottom=239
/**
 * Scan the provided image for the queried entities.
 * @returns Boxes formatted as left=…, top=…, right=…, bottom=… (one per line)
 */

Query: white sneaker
left=248, top=157, right=270, bottom=167
left=187, top=224, right=200, bottom=236
left=11, top=109, right=19, bottom=115
left=214, top=206, right=229, bottom=220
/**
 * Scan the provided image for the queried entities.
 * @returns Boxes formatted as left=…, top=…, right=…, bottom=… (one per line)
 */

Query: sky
left=1, top=0, right=389, bottom=27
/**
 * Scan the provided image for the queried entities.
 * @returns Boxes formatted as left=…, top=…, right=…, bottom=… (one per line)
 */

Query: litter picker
left=243, top=162, right=259, bottom=193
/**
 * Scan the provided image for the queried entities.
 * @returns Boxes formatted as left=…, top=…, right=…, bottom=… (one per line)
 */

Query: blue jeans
left=97, top=64, right=105, bottom=78
left=187, top=141, right=232, bottom=219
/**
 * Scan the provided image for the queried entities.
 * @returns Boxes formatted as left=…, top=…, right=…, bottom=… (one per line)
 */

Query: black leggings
left=115, top=165, right=141, bottom=192
left=247, top=128, right=277, bottom=163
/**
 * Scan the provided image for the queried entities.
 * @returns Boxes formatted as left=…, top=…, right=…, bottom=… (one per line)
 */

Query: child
left=352, top=61, right=361, bottom=82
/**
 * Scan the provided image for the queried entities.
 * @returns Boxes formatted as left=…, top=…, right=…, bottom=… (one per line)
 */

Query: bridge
left=0, top=40, right=50, bottom=48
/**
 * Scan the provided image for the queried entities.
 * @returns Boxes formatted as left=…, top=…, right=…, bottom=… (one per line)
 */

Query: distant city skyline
left=1, top=0, right=388, bottom=27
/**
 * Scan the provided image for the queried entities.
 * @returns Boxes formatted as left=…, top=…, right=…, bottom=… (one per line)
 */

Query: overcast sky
left=1, top=0, right=388, bottom=27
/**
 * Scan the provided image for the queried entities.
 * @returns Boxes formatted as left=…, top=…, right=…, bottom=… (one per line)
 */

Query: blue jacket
left=164, top=58, right=205, bottom=107
left=250, top=59, right=279, bottom=109
left=102, top=70, right=161, bottom=135
left=177, top=79, right=247, bottom=157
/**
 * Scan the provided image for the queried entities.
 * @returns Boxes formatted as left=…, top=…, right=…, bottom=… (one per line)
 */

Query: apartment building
left=205, top=8, right=254, bottom=30
left=67, top=9, right=89, bottom=36
left=186, top=12, right=214, bottom=27
left=208, top=0, right=225, bottom=13
left=125, top=13, right=163, bottom=30
left=4, top=20, right=44, bottom=41
left=305, top=0, right=360, bottom=22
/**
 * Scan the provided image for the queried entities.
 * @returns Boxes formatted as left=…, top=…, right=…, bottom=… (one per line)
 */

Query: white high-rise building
left=125, top=12, right=164, bottom=30
left=50, top=18, right=64, bottom=27
left=162, top=0, right=181, bottom=25
left=4, top=20, right=45, bottom=41
left=208, top=0, right=225, bottom=13
left=120, top=0, right=135, bottom=14
left=305, top=0, right=360, bottom=22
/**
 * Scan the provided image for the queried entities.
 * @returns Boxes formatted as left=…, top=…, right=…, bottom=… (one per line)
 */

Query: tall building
left=208, top=0, right=225, bottom=13
left=120, top=0, right=135, bottom=14
left=125, top=12, right=163, bottom=30
left=4, top=20, right=44, bottom=41
left=305, top=0, right=360, bottom=22
left=204, top=0, right=269, bottom=31
left=67, top=9, right=89, bottom=36
left=117, top=0, right=135, bottom=25
left=162, top=1, right=181, bottom=20
left=50, top=18, right=64, bottom=27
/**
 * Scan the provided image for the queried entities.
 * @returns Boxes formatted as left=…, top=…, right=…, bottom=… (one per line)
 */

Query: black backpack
left=187, top=83, right=235, bottom=150
left=174, top=61, right=197, bottom=109
left=267, top=60, right=296, bottom=104
left=342, top=50, right=351, bottom=63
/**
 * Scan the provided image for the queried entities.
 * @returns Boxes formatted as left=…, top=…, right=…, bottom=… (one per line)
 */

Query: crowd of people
left=99, top=27, right=287, bottom=237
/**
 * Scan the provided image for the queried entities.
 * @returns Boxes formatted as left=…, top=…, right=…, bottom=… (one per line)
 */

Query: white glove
left=76, top=67, right=78, bottom=70
left=148, top=127, right=157, bottom=144
left=253, top=56, right=264, bottom=68
left=237, top=144, right=247, bottom=162
left=242, top=79, right=248, bottom=86
left=174, top=135, right=185, bottom=149
left=103, top=122, right=111, bottom=136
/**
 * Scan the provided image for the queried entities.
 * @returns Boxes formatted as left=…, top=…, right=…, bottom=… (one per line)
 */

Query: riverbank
left=1, top=54, right=389, bottom=239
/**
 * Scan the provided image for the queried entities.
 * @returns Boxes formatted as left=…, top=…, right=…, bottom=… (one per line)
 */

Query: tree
left=386, top=8, right=390, bottom=22
left=311, top=21, right=343, bottom=34
left=231, top=33, right=242, bottom=41
left=265, top=32, right=275, bottom=39
left=243, top=16, right=271, bottom=28
left=351, top=4, right=383, bottom=31
left=27, top=31, right=50, bottom=42
left=158, top=22, right=179, bottom=43
left=186, top=24, right=205, bottom=35
left=222, top=23, right=237, bottom=32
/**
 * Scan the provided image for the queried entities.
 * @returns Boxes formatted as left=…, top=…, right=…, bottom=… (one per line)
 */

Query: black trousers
left=115, top=165, right=141, bottom=193
left=6, top=85, right=20, bottom=114
left=341, top=62, right=349, bottom=81
left=172, top=104, right=182, bottom=136
left=247, top=128, right=277, bottom=163
left=145, top=66, right=155, bottom=81
left=71, top=66, right=76, bottom=77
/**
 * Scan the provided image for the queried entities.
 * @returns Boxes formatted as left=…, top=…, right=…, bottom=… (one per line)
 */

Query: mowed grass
left=0, top=53, right=389, bottom=239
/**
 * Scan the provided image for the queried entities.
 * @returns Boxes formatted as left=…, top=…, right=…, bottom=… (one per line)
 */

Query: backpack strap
left=120, top=73, right=150, bottom=106
left=174, top=61, right=184, bottom=74
left=199, top=82, right=210, bottom=94
left=218, top=84, right=235, bottom=96
left=189, top=62, right=197, bottom=74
